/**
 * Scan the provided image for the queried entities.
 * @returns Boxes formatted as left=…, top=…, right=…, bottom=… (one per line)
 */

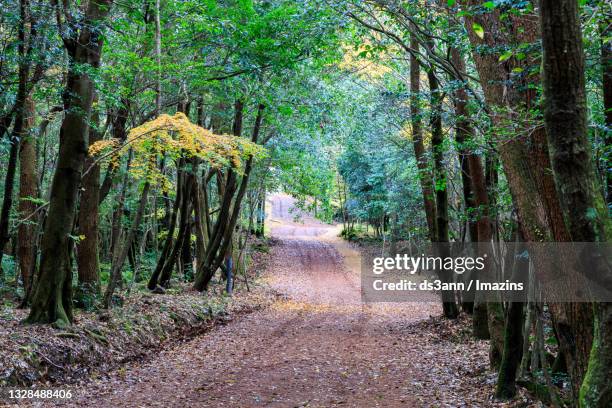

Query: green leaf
left=511, top=67, right=524, bottom=74
left=68, top=234, right=85, bottom=243
left=447, top=0, right=456, bottom=6
left=498, top=51, right=512, bottom=62
left=472, top=23, right=484, bottom=39
left=482, top=1, right=495, bottom=9
left=586, top=207, right=598, bottom=220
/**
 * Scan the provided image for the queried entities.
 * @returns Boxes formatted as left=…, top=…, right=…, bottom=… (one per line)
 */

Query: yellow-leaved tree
left=89, top=112, right=266, bottom=306
left=89, top=112, right=265, bottom=189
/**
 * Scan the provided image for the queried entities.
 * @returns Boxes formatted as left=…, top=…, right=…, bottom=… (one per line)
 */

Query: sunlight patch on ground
left=271, top=299, right=365, bottom=314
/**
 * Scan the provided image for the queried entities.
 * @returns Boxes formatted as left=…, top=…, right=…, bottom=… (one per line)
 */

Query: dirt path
left=54, top=194, right=495, bottom=407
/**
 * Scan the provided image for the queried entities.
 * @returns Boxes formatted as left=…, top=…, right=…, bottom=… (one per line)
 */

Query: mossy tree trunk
left=495, top=230, right=528, bottom=398
left=17, top=96, right=37, bottom=299
left=539, top=1, right=612, bottom=406
left=159, top=168, right=194, bottom=287
left=409, top=31, right=437, bottom=243
left=99, top=99, right=130, bottom=204
left=461, top=1, right=593, bottom=397
left=427, top=54, right=459, bottom=319
left=0, top=0, right=36, bottom=275
left=104, top=182, right=150, bottom=307
left=449, top=47, right=479, bottom=315
left=25, top=0, right=113, bottom=327
left=76, top=98, right=103, bottom=300
left=602, top=18, right=612, bottom=204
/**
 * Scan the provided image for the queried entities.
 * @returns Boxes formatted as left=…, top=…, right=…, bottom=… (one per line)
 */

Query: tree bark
left=76, top=99, right=102, bottom=297
left=450, top=47, right=476, bottom=315
left=104, top=182, right=150, bottom=307
left=410, top=31, right=437, bottom=242
left=451, top=49, right=477, bottom=243
left=99, top=99, right=130, bottom=203
left=495, top=231, right=528, bottom=398
left=461, top=1, right=593, bottom=396
left=25, top=0, right=113, bottom=327
left=159, top=168, right=194, bottom=287
left=539, top=1, right=612, bottom=406
left=148, top=161, right=184, bottom=290
left=0, top=0, right=33, bottom=274
left=17, top=96, right=37, bottom=297
left=602, top=20, right=612, bottom=204
left=448, top=47, right=494, bottom=334
left=540, top=1, right=605, bottom=243
left=427, top=55, right=459, bottom=319
left=194, top=103, right=264, bottom=291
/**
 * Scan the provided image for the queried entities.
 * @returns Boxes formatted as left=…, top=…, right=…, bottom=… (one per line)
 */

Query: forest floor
left=21, top=194, right=538, bottom=407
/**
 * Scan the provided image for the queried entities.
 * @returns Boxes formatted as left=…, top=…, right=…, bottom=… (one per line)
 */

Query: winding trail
left=58, top=194, right=493, bottom=407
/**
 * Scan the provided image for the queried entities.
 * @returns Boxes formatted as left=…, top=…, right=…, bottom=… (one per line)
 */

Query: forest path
left=55, top=194, right=493, bottom=408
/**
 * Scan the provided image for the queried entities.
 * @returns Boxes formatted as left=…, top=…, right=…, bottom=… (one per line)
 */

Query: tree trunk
left=76, top=100, right=102, bottom=298
left=109, top=153, right=131, bottom=266
left=194, top=103, right=264, bottom=291
left=427, top=57, right=458, bottom=319
left=470, top=148, right=492, bottom=340
left=0, top=0, right=32, bottom=274
left=193, top=101, right=244, bottom=291
left=99, top=99, right=129, bottom=203
left=539, top=1, right=612, bottom=406
left=193, top=176, right=207, bottom=267
left=461, top=1, right=593, bottom=396
left=450, top=47, right=477, bottom=314
left=148, top=163, right=184, bottom=290
left=602, top=20, right=612, bottom=204
left=540, top=1, right=604, bottom=242
left=495, top=232, right=528, bottom=398
left=104, top=182, right=150, bottom=307
left=25, top=0, right=113, bottom=327
left=451, top=66, right=477, bottom=244
left=410, top=31, right=436, bottom=242
left=159, top=170, right=194, bottom=287
left=17, top=96, right=37, bottom=297
left=154, top=0, right=162, bottom=115
left=181, top=217, right=193, bottom=281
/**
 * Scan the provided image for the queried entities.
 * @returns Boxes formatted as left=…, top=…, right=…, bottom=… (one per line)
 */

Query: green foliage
left=0, top=255, right=16, bottom=281
left=472, top=23, right=485, bottom=39
left=339, top=226, right=358, bottom=241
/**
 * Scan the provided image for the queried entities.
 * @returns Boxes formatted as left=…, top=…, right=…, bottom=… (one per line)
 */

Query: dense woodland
left=0, top=0, right=611, bottom=406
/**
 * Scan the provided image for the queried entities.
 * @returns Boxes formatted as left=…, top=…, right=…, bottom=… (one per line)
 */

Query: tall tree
left=427, top=47, right=459, bottom=319
left=16, top=96, right=37, bottom=299
left=25, top=0, right=113, bottom=327
left=194, top=102, right=265, bottom=291
left=76, top=100, right=103, bottom=298
left=539, top=1, right=611, bottom=406
left=410, top=32, right=436, bottom=243
left=448, top=46, right=491, bottom=338
left=0, top=0, right=36, bottom=274
left=460, top=0, right=593, bottom=396
left=602, top=11, right=612, bottom=203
